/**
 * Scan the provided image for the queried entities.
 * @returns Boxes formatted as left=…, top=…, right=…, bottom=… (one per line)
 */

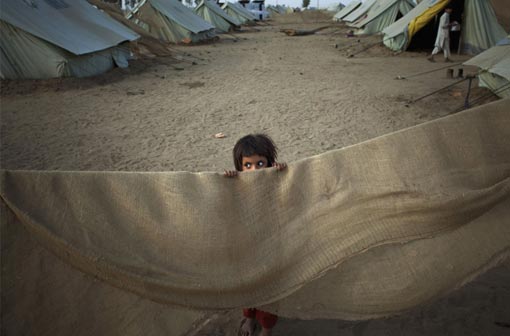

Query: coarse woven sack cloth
left=1, top=99, right=510, bottom=334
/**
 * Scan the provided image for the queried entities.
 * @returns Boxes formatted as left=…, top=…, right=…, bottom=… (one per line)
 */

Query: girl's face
left=241, top=155, right=269, bottom=171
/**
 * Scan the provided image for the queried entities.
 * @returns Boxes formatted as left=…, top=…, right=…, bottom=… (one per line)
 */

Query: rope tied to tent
left=452, top=82, right=510, bottom=113
left=342, top=34, right=396, bottom=58
left=405, top=77, right=470, bottom=106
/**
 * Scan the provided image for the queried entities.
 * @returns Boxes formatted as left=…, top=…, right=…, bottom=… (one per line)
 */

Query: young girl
left=224, top=133, right=287, bottom=336
left=224, top=133, right=287, bottom=177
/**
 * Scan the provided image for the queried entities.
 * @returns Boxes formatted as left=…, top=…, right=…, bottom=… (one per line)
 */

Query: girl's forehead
left=242, top=154, right=267, bottom=161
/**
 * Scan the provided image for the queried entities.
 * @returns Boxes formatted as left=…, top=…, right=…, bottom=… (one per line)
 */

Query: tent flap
left=148, top=0, right=214, bottom=34
left=461, top=0, right=507, bottom=54
left=352, top=0, right=415, bottom=35
left=343, top=0, right=377, bottom=23
left=195, top=0, right=241, bottom=33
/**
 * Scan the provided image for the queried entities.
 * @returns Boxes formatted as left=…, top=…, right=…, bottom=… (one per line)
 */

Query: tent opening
left=395, top=11, right=403, bottom=22
left=407, top=0, right=465, bottom=52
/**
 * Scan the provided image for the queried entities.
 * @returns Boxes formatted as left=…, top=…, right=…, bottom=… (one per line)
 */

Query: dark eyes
left=244, top=161, right=265, bottom=168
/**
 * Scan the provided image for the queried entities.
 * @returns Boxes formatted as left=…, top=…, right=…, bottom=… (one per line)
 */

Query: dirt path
left=0, top=16, right=481, bottom=173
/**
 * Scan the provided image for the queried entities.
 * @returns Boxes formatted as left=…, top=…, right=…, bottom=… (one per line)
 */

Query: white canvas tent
left=342, top=0, right=377, bottom=23
left=382, top=0, right=508, bottom=55
left=0, top=0, right=139, bottom=79
left=333, top=0, right=361, bottom=21
left=464, top=36, right=510, bottom=98
left=461, top=0, right=508, bottom=54
left=195, top=0, right=241, bottom=33
left=350, top=0, right=415, bottom=35
left=221, top=1, right=258, bottom=24
left=127, top=0, right=216, bottom=44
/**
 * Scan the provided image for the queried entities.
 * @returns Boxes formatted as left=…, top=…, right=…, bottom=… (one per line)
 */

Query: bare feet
left=240, top=318, right=255, bottom=336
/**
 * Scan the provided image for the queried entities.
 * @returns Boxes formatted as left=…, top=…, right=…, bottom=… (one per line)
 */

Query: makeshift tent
left=461, top=0, right=508, bottom=54
left=221, top=1, right=258, bottom=24
left=464, top=37, right=510, bottom=98
left=333, top=0, right=361, bottom=21
left=2, top=99, right=510, bottom=336
left=127, top=0, right=216, bottom=44
left=87, top=0, right=176, bottom=57
left=0, top=0, right=139, bottom=79
left=382, top=0, right=508, bottom=54
left=350, top=0, right=415, bottom=35
left=195, top=0, right=241, bottom=33
left=342, top=0, right=377, bottom=23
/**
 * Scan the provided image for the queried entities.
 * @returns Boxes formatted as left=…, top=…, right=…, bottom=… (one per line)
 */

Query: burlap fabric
left=1, top=99, right=509, bottom=335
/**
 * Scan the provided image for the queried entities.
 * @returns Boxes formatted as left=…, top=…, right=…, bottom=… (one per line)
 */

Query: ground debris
left=280, top=25, right=331, bottom=36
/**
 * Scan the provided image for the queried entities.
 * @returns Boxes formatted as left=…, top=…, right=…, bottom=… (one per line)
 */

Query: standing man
left=428, top=7, right=454, bottom=62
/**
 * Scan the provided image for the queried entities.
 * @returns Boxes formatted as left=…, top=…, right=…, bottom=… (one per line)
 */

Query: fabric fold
left=1, top=100, right=509, bottom=326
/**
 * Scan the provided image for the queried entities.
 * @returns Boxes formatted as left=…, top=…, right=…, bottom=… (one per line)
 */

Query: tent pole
left=457, top=29, right=462, bottom=55
left=464, top=76, right=473, bottom=109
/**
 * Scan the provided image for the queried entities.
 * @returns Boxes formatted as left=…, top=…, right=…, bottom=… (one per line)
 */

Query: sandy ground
left=1, top=11, right=508, bottom=336
left=0, top=12, right=491, bottom=173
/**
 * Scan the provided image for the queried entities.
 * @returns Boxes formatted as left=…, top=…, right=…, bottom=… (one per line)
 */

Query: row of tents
left=0, top=0, right=260, bottom=79
left=334, top=0, right=507, bottom=54
left=2, top=0, right=509, bottom=97
left=333, top=0, right=509, bottom=98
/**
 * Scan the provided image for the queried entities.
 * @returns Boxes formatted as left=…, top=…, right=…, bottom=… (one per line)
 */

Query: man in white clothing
left=428, top=7, right=454, bottom=62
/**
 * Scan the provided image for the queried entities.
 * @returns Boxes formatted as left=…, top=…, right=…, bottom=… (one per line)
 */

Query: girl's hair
left=233, top=134, right=278, bottom=171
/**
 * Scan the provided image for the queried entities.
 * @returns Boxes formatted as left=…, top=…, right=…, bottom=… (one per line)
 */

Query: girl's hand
left=224, top=170, right=238, bottom=177
left=274, top=162, right=287, bottom=171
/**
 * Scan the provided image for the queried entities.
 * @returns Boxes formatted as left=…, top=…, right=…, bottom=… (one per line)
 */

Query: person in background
left=428, top=7, right=455, bottom=62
